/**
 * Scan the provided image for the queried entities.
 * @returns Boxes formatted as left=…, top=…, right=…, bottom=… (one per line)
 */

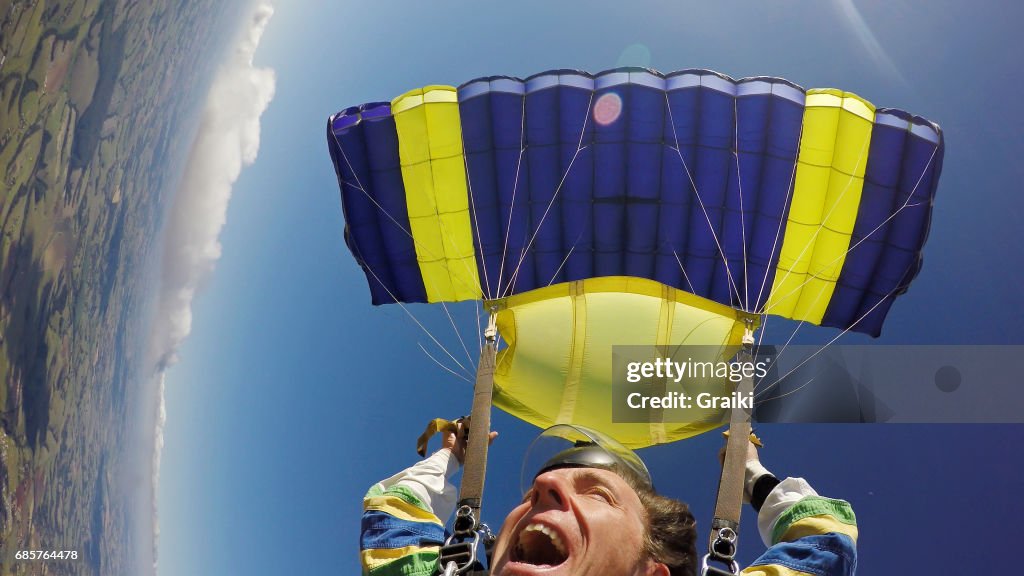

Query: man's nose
left=530, top=471, right=572, bottom=510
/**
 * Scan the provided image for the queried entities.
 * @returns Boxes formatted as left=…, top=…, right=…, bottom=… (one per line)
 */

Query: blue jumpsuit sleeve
left=361, top=450, right=460, bottom=576
left=742, top=477, right=858, bottom=576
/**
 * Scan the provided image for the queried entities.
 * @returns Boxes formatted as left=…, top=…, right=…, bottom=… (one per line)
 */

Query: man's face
left=490, top=467, right=664, bottom=576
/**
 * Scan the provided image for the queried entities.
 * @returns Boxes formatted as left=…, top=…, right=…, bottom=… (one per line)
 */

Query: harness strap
left=458, top=334, right=496, bottom=531
left=704, top=343, right=757, bottom=575
left=436, top=314, right=498, bottom=576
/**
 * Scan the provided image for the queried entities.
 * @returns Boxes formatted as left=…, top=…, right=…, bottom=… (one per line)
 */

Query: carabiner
left=700, top=553, right=740, bottom=576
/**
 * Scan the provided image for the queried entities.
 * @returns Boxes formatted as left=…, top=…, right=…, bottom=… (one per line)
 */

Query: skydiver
left=360, top=422, right=856, bottom=576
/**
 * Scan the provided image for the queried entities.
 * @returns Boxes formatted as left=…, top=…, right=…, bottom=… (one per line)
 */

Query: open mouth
left=512, top=523, right=569, bottom=568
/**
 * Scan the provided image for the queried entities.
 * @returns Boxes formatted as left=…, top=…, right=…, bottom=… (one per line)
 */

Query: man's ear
left=644, top=560, right=670, bottom=576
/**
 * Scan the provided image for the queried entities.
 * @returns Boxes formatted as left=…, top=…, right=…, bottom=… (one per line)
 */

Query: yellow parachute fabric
left=489, top=277, right=757, bottom=448
left=766, top=90, right=876, bottom=323
left=391, top=86, right=481, bottom=303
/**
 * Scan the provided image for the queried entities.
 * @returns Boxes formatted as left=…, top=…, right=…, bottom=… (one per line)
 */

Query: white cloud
left=149, top=373, right=167, bottom=570
left=147, top=4, right=276, bottom=572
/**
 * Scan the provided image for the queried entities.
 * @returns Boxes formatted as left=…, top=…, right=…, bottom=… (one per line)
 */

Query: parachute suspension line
left=547, top=230, right=586, bottom=287
left=330, top=130, right=413, bottom=237
left=504, top=242, right=527, bottom=299
left=637, top=313, right=736, bottom=379
left=751, top=313, right=771, bottom=380
left=501, top=92, right=595, bottom=300
left=415, top=101, right=489, bottom=304
left=756, top=373, right=820, bottom=407
left=466, top=163, right=493, bottom=297
left=752, top=317, right=807, bottom=396
left=752, top=126, right=803, bottom=314
left=671, top=249, right=697, bottom=295
left=755, top=282, right=904, bottom=404
left=496, top=96, right=528, bottom=299
left=354, top=244, right=473, bottom=379
left=666, top=315, right=739, bottom=363
left=408, top=139, right=478, bottom=368
left=440, top=298, right=476, bottom=375
left=333, top=177, right=365, bottom=194
left=753, top=312, right=771, bottom=361
left=330, top=130, right=483, bottom=300
left=399, top=230, right=475, bottom=375
left=732, top=96, right=751, bottom=312
left=462, top=145, right=492, bottom=300
left=757, top=133, right=872, bottom=316
left=752, top=271, right=834, bottom=397
left=758, top=144, right=938, bottom=317
left=663, top=93, right=745, bottom=307
left=433, top=213, right=487, bottom=302
left=475, top=301, right=483, bottom=353
left=417, top=342, right=472, bottom=384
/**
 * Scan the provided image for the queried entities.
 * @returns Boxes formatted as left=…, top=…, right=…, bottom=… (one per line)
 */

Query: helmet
left=521, top=424, right=654, bottom=494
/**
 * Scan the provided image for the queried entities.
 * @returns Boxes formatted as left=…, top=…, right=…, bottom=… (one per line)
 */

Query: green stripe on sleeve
left=771, top=495, right=857, bottom=546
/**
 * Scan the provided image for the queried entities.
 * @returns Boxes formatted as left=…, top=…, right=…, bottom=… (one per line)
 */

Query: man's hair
left=603, top=463, right=698, bottom=576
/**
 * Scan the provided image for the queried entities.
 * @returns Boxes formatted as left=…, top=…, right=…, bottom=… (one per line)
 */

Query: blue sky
left=155, top=1, right=1023, bottom=574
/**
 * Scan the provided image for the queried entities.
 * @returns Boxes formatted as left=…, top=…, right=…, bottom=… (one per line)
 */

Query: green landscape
left=0, top=0, right=235, bottom=573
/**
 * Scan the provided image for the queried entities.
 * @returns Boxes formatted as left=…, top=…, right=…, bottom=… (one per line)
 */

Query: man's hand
left=442, top=419, right=498, bottom=465
left=718, top=435, right=761, bottom=468
left=719, top=433, right=774, bottom=505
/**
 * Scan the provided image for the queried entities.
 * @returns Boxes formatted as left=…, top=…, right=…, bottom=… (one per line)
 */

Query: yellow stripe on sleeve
left=363, top=496, right=444, bottom=525
left=766, top=89, right=875, bottom=323
left=779, top=514, right=859, bottom=545
left=741, top=565, right=817, bottom=576
left=361, top=545, right=440, bottom=572
left=392, top=86, right=481, bottom=302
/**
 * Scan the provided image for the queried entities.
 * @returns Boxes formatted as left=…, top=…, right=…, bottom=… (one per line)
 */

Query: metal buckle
left=701, top=526, right=740, bottom=576
left=700, top=553, right=740, bottom=576
left=453, top=504, right=477, bottom=536
left=439, top=530, right=481, bottom=575
left=439, top=505, right=498, bottom=575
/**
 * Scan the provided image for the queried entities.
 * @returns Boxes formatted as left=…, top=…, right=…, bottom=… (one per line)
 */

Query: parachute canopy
left=327, top=67, right=943, bottom=447
left=329, top=67, right=943, bottom=333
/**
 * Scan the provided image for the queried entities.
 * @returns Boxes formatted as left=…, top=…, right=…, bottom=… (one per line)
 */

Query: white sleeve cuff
left=744, top=459, right=773, bottom=501
left=379, top=449, right=462, bottom=521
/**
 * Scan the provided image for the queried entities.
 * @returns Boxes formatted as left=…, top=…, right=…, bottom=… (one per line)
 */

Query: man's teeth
left=522, top=523, right=566, bottom=556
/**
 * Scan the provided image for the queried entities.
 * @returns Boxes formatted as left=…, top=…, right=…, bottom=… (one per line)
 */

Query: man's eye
left=584, top=488, right=614, bottom=504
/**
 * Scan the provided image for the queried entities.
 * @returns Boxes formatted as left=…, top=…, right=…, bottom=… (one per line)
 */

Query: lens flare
left=593, top=93, right=622, bottom=126
left=617, top=43, right=651, bottom=68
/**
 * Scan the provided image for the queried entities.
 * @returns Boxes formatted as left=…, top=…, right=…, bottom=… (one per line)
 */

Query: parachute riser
left=459, top=310, right=498, bottom=524
left=439, top=310, right=498, bottom=575
left=702, top=321, right=756, bottom=576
